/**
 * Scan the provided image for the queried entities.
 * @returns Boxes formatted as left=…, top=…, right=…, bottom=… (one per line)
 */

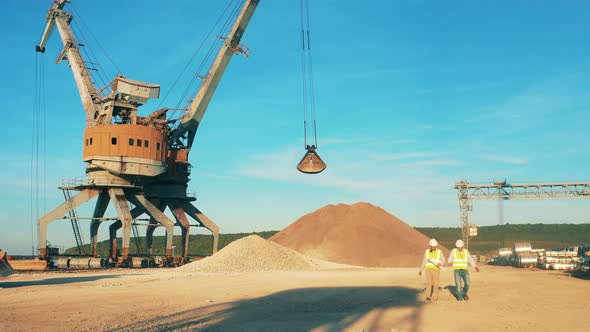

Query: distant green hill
left=64, top=224, right=590, bottom=257
left=416, top=223, right=590, bottom=255
left=64, top=231, right=279, bottom=257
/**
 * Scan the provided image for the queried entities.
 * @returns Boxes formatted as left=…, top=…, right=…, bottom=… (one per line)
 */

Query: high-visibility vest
left=424, top=249, right=442, bottom=270
left=452, top=248, right=470, bottom=270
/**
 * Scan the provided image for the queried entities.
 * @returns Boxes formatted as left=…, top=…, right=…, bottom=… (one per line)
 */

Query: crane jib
left=173, top=0, right=260, bottom=149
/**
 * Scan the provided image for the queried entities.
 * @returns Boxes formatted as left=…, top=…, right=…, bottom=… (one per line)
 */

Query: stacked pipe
left=51, top=257, right=106, bottom=269
left=511, top=242, right=536, bottom=268
left=539, top=247, right=580, bottom=270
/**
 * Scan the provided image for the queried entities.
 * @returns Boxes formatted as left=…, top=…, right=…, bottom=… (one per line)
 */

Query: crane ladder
left=62, top=189, right=86, bottom=254
left=132, top=222, right=144, bottom=255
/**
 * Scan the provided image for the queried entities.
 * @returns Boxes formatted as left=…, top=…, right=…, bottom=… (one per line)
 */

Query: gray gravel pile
left=178, top=235, right=319, bottom=272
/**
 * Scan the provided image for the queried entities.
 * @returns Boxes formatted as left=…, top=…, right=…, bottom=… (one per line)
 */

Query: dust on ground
left=1, top=265, right=589, bottom=331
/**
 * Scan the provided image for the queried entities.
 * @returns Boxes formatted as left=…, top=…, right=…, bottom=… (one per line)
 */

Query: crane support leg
left=130, top=205, right=146, bottom=255
left=90, top=191, right=110, bottom=257
left=38, top=189, right=100, bottom=258
left=146, top=222, right=157, bottom=256
left=129, top=195, right=175, bottom=257
left=145, top=199, right=164, bottom=256
left=109, top=220, right=122, bottom=259
left=170, top=202, right=191, bottom=258
left=179, top=202, right=219, bottom=254
left=459, top=196, right=471, bottom=249
left=108, top=188, right=133, bottom=257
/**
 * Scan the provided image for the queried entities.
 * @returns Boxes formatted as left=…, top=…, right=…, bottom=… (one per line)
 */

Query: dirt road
left=1, top=266, right=588, bottom=331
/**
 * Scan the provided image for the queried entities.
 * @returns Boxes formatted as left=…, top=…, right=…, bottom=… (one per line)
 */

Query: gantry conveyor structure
left=454, top=180, right=590, bottom=248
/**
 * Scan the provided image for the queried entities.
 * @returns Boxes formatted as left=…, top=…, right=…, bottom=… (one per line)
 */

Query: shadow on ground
left=444, top=285, right=458, bottom=300
left=109, top=286, right=423, bottom=332
left=0, top=275, right=120, bottom=288
left=564, top=270, right=590, bottom=280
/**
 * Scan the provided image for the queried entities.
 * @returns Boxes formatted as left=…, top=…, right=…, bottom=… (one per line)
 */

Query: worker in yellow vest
left=447, top=239, right=480, bottom=301
left=419, top=238, right=446, bottom=302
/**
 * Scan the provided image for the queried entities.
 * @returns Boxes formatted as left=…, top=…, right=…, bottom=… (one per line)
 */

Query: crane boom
left=36, top=0, right=100, bottom=126
left=172, top=0, right=260, bottom=148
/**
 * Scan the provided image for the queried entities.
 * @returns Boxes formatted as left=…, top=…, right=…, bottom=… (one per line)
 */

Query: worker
left=447, top=239, right=480, bottom=301
left=419, top=238, right=445, bottom=302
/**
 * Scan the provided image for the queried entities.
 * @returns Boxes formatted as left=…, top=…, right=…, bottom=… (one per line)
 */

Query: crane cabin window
left=129, top=138, right=134, bottom=146
left=111, top=137, right=117, bottom=145
left=137, top=139, right=142, bottom=147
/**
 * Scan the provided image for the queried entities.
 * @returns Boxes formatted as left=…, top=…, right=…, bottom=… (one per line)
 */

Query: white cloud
left=400, top=159, right=462, bottom=167
left=370, top=152, right=442, bottom=161
left=319, top=137, right=366, bottom=145
left=480, top=155, right=528, bottom=165
left=235, top=147, right=398, bottom=192
left=232, top=146, right=462, bottom=201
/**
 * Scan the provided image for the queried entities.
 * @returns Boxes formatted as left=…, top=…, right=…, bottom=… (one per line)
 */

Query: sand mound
left=179, top=235, right=319, bottom=272
left=271, top=202, right=448, bottom=268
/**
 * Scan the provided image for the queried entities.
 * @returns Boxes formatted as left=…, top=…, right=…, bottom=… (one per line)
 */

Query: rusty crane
left=35, top=0, right=260, bottom=266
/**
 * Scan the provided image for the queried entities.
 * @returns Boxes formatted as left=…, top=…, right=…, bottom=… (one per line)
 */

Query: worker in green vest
left=447, top=239, right=480, bottom=301
left=419, top=238, right=445, bottom=302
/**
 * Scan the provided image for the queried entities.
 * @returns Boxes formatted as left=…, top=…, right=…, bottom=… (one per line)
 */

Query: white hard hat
left=456, top=239, right=465, bottom=248
left=429, top=239, right=438, bottom=247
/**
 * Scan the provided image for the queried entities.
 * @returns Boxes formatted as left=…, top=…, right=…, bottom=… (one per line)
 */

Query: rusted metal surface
left=0, top=250, right=15, bottom=277
left=7, top=259, right=47, bottom=271
left=297, top=145, right=327, bottom=174
left=171, top=204, right=191, bottom=258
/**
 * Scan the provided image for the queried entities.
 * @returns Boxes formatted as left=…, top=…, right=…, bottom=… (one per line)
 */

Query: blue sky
left=2, top=0, right=590, bottom=254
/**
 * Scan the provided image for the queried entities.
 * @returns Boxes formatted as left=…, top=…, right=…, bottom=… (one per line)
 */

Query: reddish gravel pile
left=271, top=202, right=448, bottom=267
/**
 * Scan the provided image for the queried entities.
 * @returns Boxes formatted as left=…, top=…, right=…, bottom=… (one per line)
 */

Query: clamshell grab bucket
left=297, top=145, right=327, bottom=174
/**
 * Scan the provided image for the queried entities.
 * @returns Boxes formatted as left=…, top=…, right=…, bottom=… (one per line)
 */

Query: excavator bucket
left=0, top=250, right=14, bottom=277
left=297, top=145, right=327, bottom=174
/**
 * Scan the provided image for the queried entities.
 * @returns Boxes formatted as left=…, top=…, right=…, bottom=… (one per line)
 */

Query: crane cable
left=31, top=53, right=47, bottom=256
left=155, top=0, right=242, bottom=116
left=300, top=0, right=318, bottom=148
left=70, top=5, right=122, bottom=98
left=176, top=0, right=243, bottom=111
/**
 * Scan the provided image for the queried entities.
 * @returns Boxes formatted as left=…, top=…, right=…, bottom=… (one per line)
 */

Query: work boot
left=463, top=294, right=469, bottom=301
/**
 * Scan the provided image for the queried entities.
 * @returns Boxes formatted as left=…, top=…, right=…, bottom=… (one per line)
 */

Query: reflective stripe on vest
left=425, top=249, right=442, bottom=270
left=453, top=248, right=469, bottom=270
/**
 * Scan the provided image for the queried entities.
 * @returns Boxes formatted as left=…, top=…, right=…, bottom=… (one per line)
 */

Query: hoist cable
left=300, top=0, right=319, bottom=148
left=31, top=53, right=48, bottom=256
left=70, top=15, right=114, bottom=98
left=160, top=0, right=239, bottom=110
left=305, top=0, right=318, bottom=147
left=179, top=0, right=243, bottom=112
left=300, top=0, right=308, bottom=147
left=70, top=5, right=123, bottom=75
left=41, top=55, right=47, bottom=216
left=31, top=53, right=39, bottom=256
left=73, top=21, right=111, bottom=94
